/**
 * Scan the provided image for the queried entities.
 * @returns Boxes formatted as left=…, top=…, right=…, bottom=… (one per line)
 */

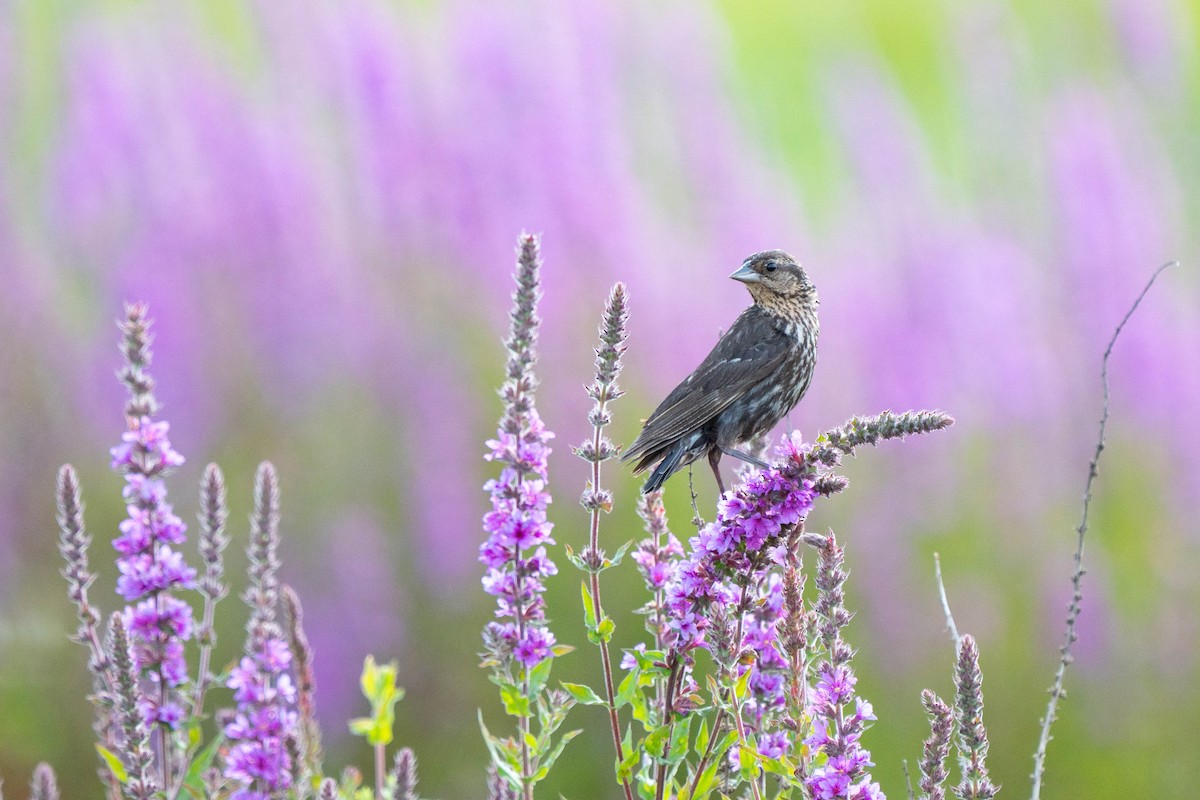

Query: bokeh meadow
left=2, top=0, right=1198, bottom=797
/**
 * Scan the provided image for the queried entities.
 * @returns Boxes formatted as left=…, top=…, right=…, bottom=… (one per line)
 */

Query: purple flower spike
left=110, top=304, right=197, bottom=729
left=800, top=532, right=884, bottom=800
left=663, top=436, right=817, bottom=654
left=223, top=462, right=298, bottom=798
left=479, top=234, right=558, bottom=670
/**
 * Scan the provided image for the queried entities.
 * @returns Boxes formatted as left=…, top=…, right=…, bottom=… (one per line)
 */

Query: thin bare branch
left=933, top=553, right=960, bottom=650
left=1030, top=260, right=1175, bottom=799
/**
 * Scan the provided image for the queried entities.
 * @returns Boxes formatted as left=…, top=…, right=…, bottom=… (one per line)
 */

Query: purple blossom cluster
left=736, top=576, right=790, bottom=757
left=804, top=671, right=880, bottom=799
left=665, top=434, right=817, bottom=651
left=110, top=306, right=197, bottom=728
left=802, top=534, right=883, bottom=800
left=222, top=463, right=299, bottom=798
left=481, top=410, right=559, bottom=667
left=479, top=234, right=559, bottom=670
left=629, top=492, right=684, bottom=654
left=223, top=637, right=298, bottom=798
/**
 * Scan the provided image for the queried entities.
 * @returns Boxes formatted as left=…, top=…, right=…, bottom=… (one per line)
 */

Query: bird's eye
left=765, top=261, right=778, bottom=272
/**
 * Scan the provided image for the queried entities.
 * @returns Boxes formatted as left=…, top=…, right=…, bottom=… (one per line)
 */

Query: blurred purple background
left=1, top=1, right=1197, bottom=797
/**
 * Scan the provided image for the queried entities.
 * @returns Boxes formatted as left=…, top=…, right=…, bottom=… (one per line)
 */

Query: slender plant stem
left=588, top=567, right=633, bottom=800
left=375, top=742, right=386, bottom=800
left=191, top=592, right=218, bottom=718
left=655, top=658, right=681, bottom=800
left=903, top=759, right=916, bottom=800
left=687, top=466, right=704, bottom=530
left=726, top=588, right=762, bottom=800
left=155, top=593, right=172, bottom=793
left=652, top=509, right=666, bottom=714
left=783, top=523, right=811, bottom=779
left=514, top=563, right=533, bottom=800
left=585, top=402, right=635, bottom=800
left=507, top=361, right=534, bottom=800
left=1030, top=260, right=1174, bottom=800
left=687, top=706, right=727, bottom=800
left=675, top=572, right=759, bottom=800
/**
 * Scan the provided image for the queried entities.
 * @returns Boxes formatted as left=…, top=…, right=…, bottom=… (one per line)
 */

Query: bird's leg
left=720, top=446, right=769, bottom=469
left=707, top=448, right=727, bottom=496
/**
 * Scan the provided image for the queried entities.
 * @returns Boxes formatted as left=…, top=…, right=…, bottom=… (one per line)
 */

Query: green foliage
left=95, top=743, right=127, bottom=784
left=348, top=655, right=405, bottom=747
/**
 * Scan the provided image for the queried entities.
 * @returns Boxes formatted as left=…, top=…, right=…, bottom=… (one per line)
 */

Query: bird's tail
left=642, top=446, right=683, bottom=493
left=641, top=434, right=704, bottom=494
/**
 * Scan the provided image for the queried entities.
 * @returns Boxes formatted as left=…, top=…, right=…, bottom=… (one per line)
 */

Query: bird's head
left=729, top=250, right=817, bottom=312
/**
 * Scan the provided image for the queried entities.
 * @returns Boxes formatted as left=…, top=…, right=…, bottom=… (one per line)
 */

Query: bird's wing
left=623, top=310, right=789, bottom=461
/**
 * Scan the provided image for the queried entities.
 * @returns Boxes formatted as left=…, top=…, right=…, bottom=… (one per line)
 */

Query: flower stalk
left=479, top=234, right=561, bottom=799
left=952, top=636, right=998, bottom=800
left=574, top=282, right=635, bottom=800
left=109, top=303, right=196, bottom=789
left=192, top=463, right=229, bottom=718
left=222, top=462, right=299, bottom=798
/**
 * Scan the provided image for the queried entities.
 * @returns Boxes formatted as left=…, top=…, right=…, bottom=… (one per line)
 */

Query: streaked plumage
left=623, top=250, right=819, bottom=494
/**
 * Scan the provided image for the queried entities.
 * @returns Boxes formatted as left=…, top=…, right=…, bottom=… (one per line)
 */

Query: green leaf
left=695, top=717, right=710, bottom=755
left=587, top=613, right=616, bottom=644
left=581, top=582, right=597, bottom=629
left=500, top=683, right=532, bottom=718
left=186, top=723, right=202, bottom=750
left=756, top=750, right=794, bottom=781
left=551, top=644, right=576, bottom=657
left=527, top=656, right=553, bottom=696
left=607, top=539, right=635, bottom=568
left=632, top=648, right=667, bottom=673
left=628, top=679, right=651, bottom=725
left=643, top=724, right=671, bottom=761
left=616, top=734, right=640, bottom=783
left=615, top=668, right=639, bottom=710
left=95, top=743, right=127, bottom=783
left=716, top=730, right=739, bottom=755
left=352, top=655, right=404, bottom=746
left=478, top=710, right=522, bottom=783
left=733, top=669, right=752, bottom=704
left=530, top=728, right=581, bottom=782
left=737, top=744, right=758, bottom=782
left=182, top=733, right=225, bottom=792
left=561, top=682, right=606, bottom=705
left=667, top=715, right=692, bottom=765
left=691, top=756, right=721, bottom=800
left=564, top=544, right=589, bottom=572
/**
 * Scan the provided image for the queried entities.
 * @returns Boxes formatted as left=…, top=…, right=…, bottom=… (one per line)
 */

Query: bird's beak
left=729, top=264, right=761, bottom=284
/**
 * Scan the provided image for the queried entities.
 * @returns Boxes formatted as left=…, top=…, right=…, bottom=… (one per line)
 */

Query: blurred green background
left=1, top=0, right=1198, bottom=797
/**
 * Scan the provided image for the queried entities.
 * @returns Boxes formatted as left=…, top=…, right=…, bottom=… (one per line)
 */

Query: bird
left=622, top=250, right=819, bottom=495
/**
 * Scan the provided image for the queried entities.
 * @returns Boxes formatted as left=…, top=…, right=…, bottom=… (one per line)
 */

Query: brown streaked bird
left=623, top=250, right=819, bottom=495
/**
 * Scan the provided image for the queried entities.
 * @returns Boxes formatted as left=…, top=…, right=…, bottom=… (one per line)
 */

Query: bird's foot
left=720, top=446, right=769, bottom=469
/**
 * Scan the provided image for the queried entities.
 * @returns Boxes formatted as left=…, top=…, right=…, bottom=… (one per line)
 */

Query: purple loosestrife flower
left=919, top=690, right=953, bottom=800
left=106, top=612, right=158, bottom=800
left=737, top=575, right=790, bottom=744
left=389, top=747, right=421, bottom=800
left=952, top=635, right=998, bottom=800
left=282, top=584, right=322, bottom=783
left=801, top=532, right=883, bottom=800
left=630, top=491, right=684, bottom=654
left=664, top=433, right=817, bottom=653
left=223, top=463, right=299, bottom=799
left=480, top=234, right=558, bottom=669
left=109, top=304, right=196, bottom=728
left=30, top=763, right=60, bottom=800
